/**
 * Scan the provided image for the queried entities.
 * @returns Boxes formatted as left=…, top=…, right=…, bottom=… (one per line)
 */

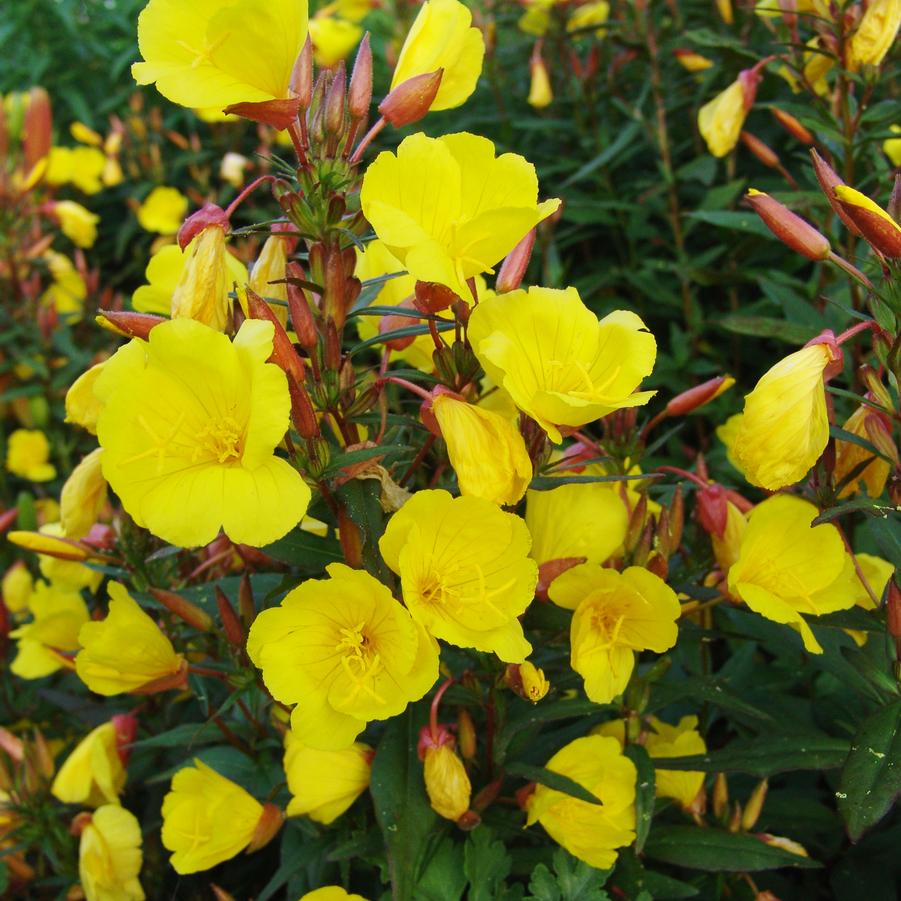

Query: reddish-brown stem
left=384, top=375, right=433, bottom=402
left=401, top=434, right=436, bottom=485
left=225, top=175, right=276, bottom=218
left=828, top=251, right=876, bottom=291
left=835, top=319, right=877, bottom=345
left=349, top=116, right=387, bottom=163
left=429, top=677, right=456, bottom=739
left=287, top=120, right=308, bottom=167
left=656, top=465, right=708, bottom=489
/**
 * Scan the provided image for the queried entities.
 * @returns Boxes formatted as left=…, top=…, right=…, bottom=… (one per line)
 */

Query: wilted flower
left=248, top=234, right=294, bottom=327
left=6, top=429, right=55, bottom=482
left=550, top=564, right=680, bottom=703
left=431, top=393, right=532, bottom=505
left=361, top=132, right=559, bottom=300
left=727, top=495, right=857, bottom=653
left=54, top=200, right=100, bottom=249
left=698, top=65, right=764, bottom=157
left=95, top=318, right=311, bottom=548
left=525, top=734, right=636, bottom=869
left=79, top=805, right=145, bottom=901
left=247, top=564, right=439, bottom=749
left=135, top=186, right=187, bottom=235
left=76, top=582, right=186, bottom=695
left=169, top=225, right=235, bottom=331
left=284, top=731, right=373, bottom=824
left=468, top=287, right=656, bottom=443
left=423, top=742, right=471, bottom=821
left=379, top=489, right=538, bottom=662
left=59, top=448, right=107, bottom=540
left=391, top=0, right=485, bottom=112
left=51, top=718, right=134, bottom=807
left=733, top=342, right=837, bottom=490
left=834, top=405, right=892, bottom=498
left=847, top=0, right=901, bottom=70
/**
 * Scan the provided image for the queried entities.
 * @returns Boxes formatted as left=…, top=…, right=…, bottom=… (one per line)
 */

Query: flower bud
left=528, top=45, right=552, bottom=109
left=505, top=662, right=550, bottom=702
left=246, top=803, right=285, bottom=853
left=697, top=484, right=728, bottom=538
left=423, top=743, right=472, bottom=822
left=286, top=262, right=319, bottom=351
left=741, top=779, right=769, bottom=831
left=291, top=37, right=314, bottom=111
left=149, top=587, right=214, bottom=633
left=95, top=309, right=165, bottom=339
left=245, top=287, right=306, bottom=384
left=414, top=280, right=457, bottom=314
left=238, top=572, right=255, bottom=625
left=379, top=298, right=420, bottom=351
left=771, top=107, right=813, bottom=144
left=745, top=189, right=831, bottom=260
left=457, top=709, right=477, bottom=761
left=834, top=185, right=901, bottom=257
left=665, top=375, right=734, bottom=418
left=348, top=34, right=373, bottom=121
left=674, top=48, right=714, bottom=72
left=324, top=63, right=347, bottom=139
left=7, top=529, right=90, bottom=561
left=713, top=773, right=729, bottom=819
left=23, top=87, right=52, bottom=171
left=810, top=149, right=861, bottom=236
left=215, top=587, right=245, bottom=649
left=495, top=229, right=536, bottom=294
left=112, top=714, right=138, bottom=764
left=741, top=131, right=780, bottom=169
left=177, top=203, right=229, bottom=252
left=378, top=69, right=444, bottom=128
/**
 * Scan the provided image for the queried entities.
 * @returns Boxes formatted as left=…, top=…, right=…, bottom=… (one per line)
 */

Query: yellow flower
left=361, top=132, right=559, bottom=300
left=391, top=0, right=485, bottom=112
left=675, top=50, right=714, bottom=72
left=94, top=318, right=311, bottom=548
left=71, top=121, right=103, bottom=146
left=44, top=146, right=107, bottom=194
left=10, top=580, right=89, bottom=679
left=727, top=494, right=857, bottom=653
left=170, top=225, right=235, bottom=331
left=133, top=0, right=308, bottom=115
left=247, top=563, right=439, bottom=749
left=733, top=344, right=835, bottom=490
left=550, top=564, right=679, bottom=703
left=33, top=522, right=103, bottom=592
left=431, top=393, right=532, bottom=505
left=55, top=201, right=100, bottom=249
left=300, top=889, right=370, bottom=901
left=567, top=1, right=609, bottom=35
left=423, top=743, right=471, bottom=820
left=712, top=500, right=746, bottom=574
left=525, top=734, right=636, bottom=870
left=698, top=79, right=747, bottom=157
left=132, top=240, right=247, bottom=318
left=379, top=489, right=538, bottom=662
left=468, top=287, right=656, bottom=443
left=528, top=53, right=553, bottom=109
left=249, top=234, right=292, bottom=327
left=716, top=0, right=733, bottom=22
left=834, top=405, right=891, bottom=498
left=135, top=186, right=187, bottom=235
left=220, top=151, right=250, bottom=188
left=284, top=731, right=372, bottom=824
left=6, top=429, right=55, bottom=481
left=884, top=125, right=901, bottom=167
left=519, top=0, right=555, bottom=36
left=76, top=582, right=185, bottom=695
left=161, top=760, right=268, bottom=874
left=41, top=251, right=87, bottom=320
left=715, top=412, right=744, bottom=473
left=2, top=563, right=34, bottom=616
left=518, top=660, right=550, bottom=701
left=525, top=478, right=628, bottom=570
left=79, top=805, right=145, bottom=901
left=51, top=721, right=127, bottom=807
left=848, top=0, right=901, bottom=70
left=854, top=554, right=894, bottom=612
left=66, top=361, right=107, bottom=435
left=309, top=16, right=363, bottom=67
left=60, top=449, right=107, bottom=540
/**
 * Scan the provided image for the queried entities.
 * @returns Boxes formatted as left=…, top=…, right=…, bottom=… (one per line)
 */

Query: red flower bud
left=291, top=37, right=314, bottom=110
left=223, top=97, right=301, bottom=130
left=378, top=69, right=443, bottom=128
left=745, top=189, right=831, bottom=260
left=665, top=375, right=734, bottom=417
left=495, top=229, right=536, bottom=294
left=177, top=203, right=230, bottom=251
left=215, top=587, right=245, bottom=649
left=245, top=286, right=306, bottom=384
left=96, top=309, right=166, bottom=340
left=771, top=108, right=813, bottom=144
left=740, top=131, right=780, bottom=169
left=810, top=149, right=862, bottom=237
left=112, top=714, right=138, bottom=764
left=348, top=34, right=373, bottom=121
left=697, top=484, right=728, bottom=538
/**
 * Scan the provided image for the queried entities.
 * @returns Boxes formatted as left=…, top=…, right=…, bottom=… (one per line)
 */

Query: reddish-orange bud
left=324, top=63, right=347, bottom=138
left=495, top=229, right=536, bottom=294
left=291, top=36, right=314, bottom=110
left=224, top=97, right=301, bottom=130
left=245, top=286, right=306, bottom=384
left=246, top=803, right=285, bottom=853
left=810, top=149, right=862, bottom=237
left=96, top=309, right=166, bottom=340
left=378, top=69, right=443, bottom=128
left=665, top=375, right=735, bottom=418
left=771, top=108, right=813, bottom=144
left=697, top=484, right=728, bottom=538
left=536, top=556, right=587, bottom=601
left=414, top=280, right=458, bottom=314
left=23, top=87, right=52, bottom=171
left=238, top=572, right=255, bottom=625
left=112, top=714, right=138, bottom=764
left=149, top=588, right=213, bottom=632
left=833, top=186, right=901, bottom=258
left=215, top=587, right=245, bottom=649
left=740, top=131, right=780, bottom=169
left=379, top=298, right=420, bottom=351
left=287, top=377, right=320, bottom=440
left=745, top=190, right=831, bottom=260
left=286, top=262, right=319, bottom=351
left=348, top=34, right=373, bottom=121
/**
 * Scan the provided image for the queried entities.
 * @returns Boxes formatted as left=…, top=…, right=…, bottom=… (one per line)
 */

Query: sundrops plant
left=2, top=0, right=901, bottom=899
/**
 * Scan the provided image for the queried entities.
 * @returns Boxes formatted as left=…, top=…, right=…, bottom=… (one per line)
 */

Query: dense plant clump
left=0, top=0, right=900, bottom=899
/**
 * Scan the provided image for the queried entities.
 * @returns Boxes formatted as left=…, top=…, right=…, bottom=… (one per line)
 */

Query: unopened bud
left=625, top=492, right=649, bottom=553
left=665, top=375, right=735, bottom=418
left=238, top=572, right=255, bottom=625
left=669, top=484, right=685, bottom=550
left=771, top=107, right=813, bottom=144
left=96, top=309, right=165, bottom=340
left=423, top=743, right=472, bottom=822
left=505, top=661, right=550, bottom=702
left=23, top=87, right=51, bottom=171
left=861, top=367, right=894, bottom=411
left=712, top=773, right=729, bottom=819
left=215, top=587, right=245, bottom=649
left=287, top=377, right=320, bottom=440
left=741, top=779, right=769, bottom=831
left=697, top=484, right=728, bottom=538
left=728, top=801, right=743, bottom=832
left=324, top=63, right=347, bottom=138
left=378, top=69, right=443, bottom=128
left=495, top=229, right=536, bottom=294
left=536, top=556, right=586, bottom=601
left=112, top=714, right=138, bottom=764
left=7, top=529, right=90, bottom=561
left=348, top=34, right=373, bottom=121
left=379, top=298, right=419, bottom=350
left=834, top=185, right=901, bottom=258
left=32, top=729, right=54, bottom=780
left=865, top=413, right=899, bottom=466
left=291, top=37, right=314, bottom=110
left=149, top=587, right=213, bottom=632
left=70, top=811, right=93, bottom=838
left=457, top=709, right=477, bottom=761
left=245, top=286, right=306, bottom=384
left=810, top=149, right=861, bottom=237
left=741, top=132, right=780, bottom=168
left=745, top=189, right=831, bottom=260
left=286, top=262, right=319, bottom=351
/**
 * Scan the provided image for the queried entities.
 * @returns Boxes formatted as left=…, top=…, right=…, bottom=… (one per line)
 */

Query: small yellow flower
left=161, top=760, right=268, bottom=874
left=66, top=361, right=107, bottom=435
left=2, top=563, right=34, bottom=616
left=220, top=151, right=250, bottom=188
left=44, top=146, right=107, bottom=194
left=60, top=448, right=107, bottom=540
left=51, top=721, right=127, bottom=807
left=884, top=125, right=901, bottom=167
left=6, top=429, right=55, bottom=482
left=70, top=121, right=103, bottom=146
left=423, top=743, right=471, bottom=820
left=361, top=132, right=559, bottom=300
left=468, top=287, right=656, bottom=443
left=675, top=50, right=714, bottom=72
left=391, top=0, right=485, bottom=112
left=133, top=0, right=308, bottom=115
left=284, top=731, right=372, bottom=824
left=300, top=889, right=370, bottom=901
left=10, top=580, right=89, bottom=679
left=309, top=16, right=363, bottom=67
left=712, top=500, right=746, bottom=575
left=727, top=494, right=857, bottom=653
left=698, top=79, right=747, bottom=157
left=527, top=53, right=553, bottom=109
left=848, top=0, right=901, bottom=70
left=136, top=186, right=188, bottom=235
left=380, top=489, right=538, bottom=662
left=76, top=582, right=185, bottom=696
left=247, top=563, right=439, bottom=749
left=550, top=564, right=680, bottom=703
left=431, top=393, right=532, bottom=505
left=79, top=805, right=145, bottom=901
left=525, top=734, right=636, bottom=870
left=41, top=251, right=87, bottom=320
left=54, top=200, right=100, bottom=249
left=834, top=405, right=891, bottom=498
left=518, top=660, right=550, bottom=702
left=95, top=318, right=311, bottom=548
left=567, top=1, right=609, bottom=34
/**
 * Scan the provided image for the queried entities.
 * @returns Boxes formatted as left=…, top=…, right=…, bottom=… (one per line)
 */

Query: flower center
left=590, top=608, right=627, bottom=649
left=335, top=621, right=385, bottom=704
left=417, top=562, right=516, bottom=618
left=195, top=416, right=243, bottom=464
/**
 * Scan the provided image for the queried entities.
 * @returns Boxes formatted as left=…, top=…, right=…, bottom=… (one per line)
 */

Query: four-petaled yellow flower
left=361, top=132, right=559, bottom=300
left=79, top=805, right=145, bottom=901
left=284, top=731, right=373, bottom=824
left=380, top=489, right=538, bottom=662
left=391, top=0, right=485, bottom=112
left=135, top=186, right=187, bottom=235
left=6, top=429, right=56, bottom=482
left=247, top=563, right=439, bottom=749
left=727, top=494, right=857, bottom=654
left=525, top=734, right=636, bottom=870
left=550, top=564, right=680, bottom=703
left=76, top=582, right=186, bottom=695
left=95, top=317, right=311, bottom=548
left=51, top=720, right=128, bottom=808
left=469, top=287, right=657, bottom=443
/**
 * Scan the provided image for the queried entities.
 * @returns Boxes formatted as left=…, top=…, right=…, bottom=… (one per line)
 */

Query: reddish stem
left=429, top=677, right=456, bottom=739
left=225, top=175, right=276, bottom=219
left=383, top=375, right=433, bottom=403
left=835, top=319, right=878, bottom=345
left=349, top=116, right=387, bottom=163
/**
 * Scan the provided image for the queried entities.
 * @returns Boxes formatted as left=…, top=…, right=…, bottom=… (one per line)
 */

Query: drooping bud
left=245, top=287, right=306, bottom=384
left=378, top=69, right=444, bottom=128
left=96, top=309, right=166, bottom=340
left=177, top=203, right=229, bottom=251
left=505, top=661, right=550, bottom=702
left=495, top=229, right=536, bottom=294
left=771, top=107, right=813, bottom=144
left=833, top=185, right=901, bottom=257
left=171, top=225, right=234, bottom=331
left=745, top=189, right=831, bottom=260
left=348, top=34, right=373, bottom=121
left=665, top=375, right=735, bottom=417
left=527, top=44, right=553, bottom=109
left=810, top=149, right=861, bottom=236
left=149, top=588, right=214, bottom=633
left=291, top=36, right=314, bottom=111
left=422, top=740, right=472, bottom=823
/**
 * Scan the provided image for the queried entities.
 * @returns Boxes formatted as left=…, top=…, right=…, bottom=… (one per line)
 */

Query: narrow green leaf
left=529, top=473, right=662, bottom=491
left=505, top=762, right=603, bottom=805
left=624, top=745, right=655, bottom=853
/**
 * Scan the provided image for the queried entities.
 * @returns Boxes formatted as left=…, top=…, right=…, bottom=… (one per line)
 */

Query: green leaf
left=684, top=210, right=772, bottom=238
left=370, top=703, right=439, bottom=901
left=657, top=734, right=850, bottom=777
left=335, top=477, right=393, bottom=582
left=648, top=677, right=774, bottom=723
left=812, top=500, right=897, bottom=525
left=624, top=745, right=655, bottom=853
left=837, top=700, right=901, bottom=841
left=527, top=848, right=611, bottom=901
left=260, top=528, right=343, bottom=569
left=129, top=722, right=221, bottom=750
left=496, top=699, right=610, bottom=763
left=505, top=762, right=603, bottom=805
left=644, top=826, right=821, bottom=871
left=464, top=827, right=513, bottom=901
left=716, top=315, right=814, bottom=344
left=416, top=837, right=467, bottom=901
left=529, top=473, right=662, bottom=491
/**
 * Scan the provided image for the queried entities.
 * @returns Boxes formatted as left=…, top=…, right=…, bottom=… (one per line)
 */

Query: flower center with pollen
left=335, top=621, right=385, bottom=704
left=195, top=416, right=243, bottom=464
